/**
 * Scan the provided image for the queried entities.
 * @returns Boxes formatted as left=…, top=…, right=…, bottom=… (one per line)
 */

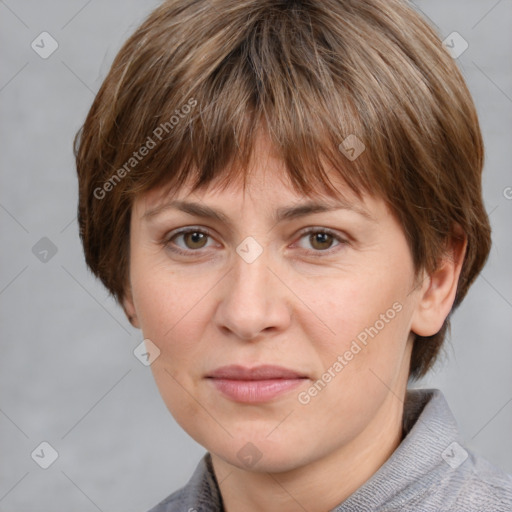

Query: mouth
left=205, top=365, right=309, bottom=403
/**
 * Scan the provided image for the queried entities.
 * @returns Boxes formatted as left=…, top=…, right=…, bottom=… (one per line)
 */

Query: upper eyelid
left=167, top=226, right=212, bottom=237
left=292, top=227, right=347, bottom=251
left=295, top=226, right=345, bottom=239
left=166, top=225, right=344, bottom=239
left=166, top=226, right=347, bottom=250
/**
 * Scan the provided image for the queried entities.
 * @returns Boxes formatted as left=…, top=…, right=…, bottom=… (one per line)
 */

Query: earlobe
left=411, top=229, right=467, bottom=337
left=122, top=287, right=140, bottom=329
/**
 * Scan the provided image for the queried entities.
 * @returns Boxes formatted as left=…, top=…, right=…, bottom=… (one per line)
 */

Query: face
left=125, top=132, right=426, bottom=474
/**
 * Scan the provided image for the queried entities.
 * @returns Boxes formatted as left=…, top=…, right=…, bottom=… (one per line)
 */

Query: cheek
left=132, top=267, right=210, bottom=350
left=130, top=260, right=226, bottom=408
left=131, top=268, right=217, bottom=437
left=293, top=264, right=415, bottom=411
left=292, top=273, right=413, bottom=431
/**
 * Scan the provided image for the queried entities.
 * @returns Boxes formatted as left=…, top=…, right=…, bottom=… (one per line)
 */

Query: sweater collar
left=332, top=388, right=460, bottom=511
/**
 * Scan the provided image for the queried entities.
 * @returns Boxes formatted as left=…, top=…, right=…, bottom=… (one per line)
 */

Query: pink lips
left=206, top=365, right=308, bottom=403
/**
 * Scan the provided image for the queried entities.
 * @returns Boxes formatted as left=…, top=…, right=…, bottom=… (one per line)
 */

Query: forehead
left=135, top=165, right=386, bottom=229
left=135, top=129, right=373, bottom=216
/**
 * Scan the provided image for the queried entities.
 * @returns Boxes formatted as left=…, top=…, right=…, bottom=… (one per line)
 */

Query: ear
left=411, top=226, right=467, bottom=337
left=122, top=286, right=141, bottom=329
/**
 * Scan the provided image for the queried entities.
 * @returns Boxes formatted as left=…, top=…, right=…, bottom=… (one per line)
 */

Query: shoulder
left=144, top=452, right=222, bottom=512
left=402, top=447, right=512, bottom=512
left=449, top=450, right=512, bottom=511
left=368, top=389, right=512, bottom=512
left=146, top=485, right=220, bottom=512
left=145, top=486, right=190, bottom=512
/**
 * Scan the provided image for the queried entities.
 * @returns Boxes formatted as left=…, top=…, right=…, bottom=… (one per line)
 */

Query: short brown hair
left=74, top=0, right=491, bottom=380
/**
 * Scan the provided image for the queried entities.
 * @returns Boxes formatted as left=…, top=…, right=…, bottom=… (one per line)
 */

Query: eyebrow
left=142, top=199, right=374, bottom=225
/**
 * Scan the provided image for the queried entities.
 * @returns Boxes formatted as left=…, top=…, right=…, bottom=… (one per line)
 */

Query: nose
left=213, top=245, right=292, bottom=341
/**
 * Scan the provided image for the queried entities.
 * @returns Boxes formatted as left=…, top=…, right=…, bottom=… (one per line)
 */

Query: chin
left=210, top=436, right=312, bottom=474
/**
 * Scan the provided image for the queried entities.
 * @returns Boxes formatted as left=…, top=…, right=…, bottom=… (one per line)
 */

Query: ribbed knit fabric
left=147, top=388, right=512, bottom=511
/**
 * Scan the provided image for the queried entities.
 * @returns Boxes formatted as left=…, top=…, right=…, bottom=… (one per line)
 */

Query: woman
left=74, top=0, right=512, bottom=510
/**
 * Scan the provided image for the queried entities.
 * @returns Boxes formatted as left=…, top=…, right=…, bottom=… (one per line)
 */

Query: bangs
left=109, top=1, right=401, bottom=205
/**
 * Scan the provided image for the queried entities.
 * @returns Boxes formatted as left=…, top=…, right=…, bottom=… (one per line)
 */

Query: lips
left=206, top=365, right=308, bottom=403
left=207, top=364, right=307, bottom=380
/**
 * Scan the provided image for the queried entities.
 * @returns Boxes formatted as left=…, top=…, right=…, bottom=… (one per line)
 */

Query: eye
left=163, top=226, right=348, bottom=258
left=164, top=227, right=217, bottom=255
left=294, top=227, right=347, bottom=254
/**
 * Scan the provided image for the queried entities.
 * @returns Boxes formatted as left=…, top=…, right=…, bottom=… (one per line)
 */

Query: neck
left=211, top=388, right=407, bottom=512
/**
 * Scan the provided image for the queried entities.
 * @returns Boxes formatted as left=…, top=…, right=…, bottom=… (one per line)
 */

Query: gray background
left=0, top=1, right=511, bottom=511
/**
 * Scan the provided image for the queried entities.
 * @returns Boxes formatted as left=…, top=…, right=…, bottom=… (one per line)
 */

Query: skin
left=123, top=130, right=466, bottom=512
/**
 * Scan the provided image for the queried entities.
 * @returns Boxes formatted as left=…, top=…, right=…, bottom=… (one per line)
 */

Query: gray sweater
left=147, top=388, right=512, bottom=511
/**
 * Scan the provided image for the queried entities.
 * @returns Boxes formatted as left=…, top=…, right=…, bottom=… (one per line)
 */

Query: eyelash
left=162, top=226, right=348, bottom=258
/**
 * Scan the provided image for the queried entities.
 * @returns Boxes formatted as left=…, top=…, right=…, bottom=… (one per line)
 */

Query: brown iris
left=309, top=232, right=334, bottom=251
left=183, top=231, right=208, bottom=249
